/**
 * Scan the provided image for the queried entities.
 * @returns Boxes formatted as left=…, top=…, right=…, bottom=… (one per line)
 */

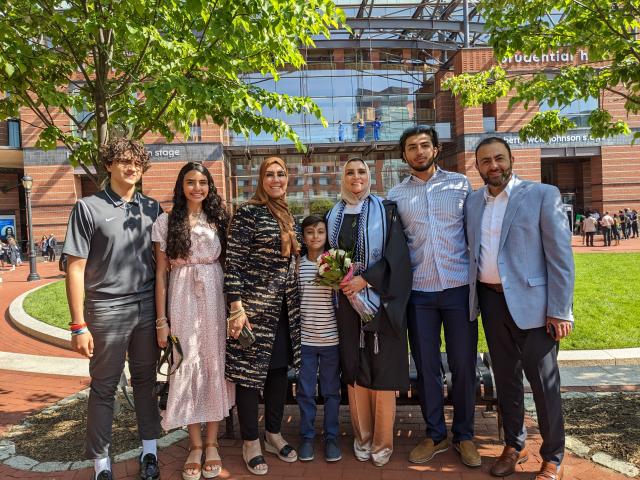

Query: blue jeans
left=407, top=286, right=478, bottom=443
left=297, top=344, right=341, bottom=440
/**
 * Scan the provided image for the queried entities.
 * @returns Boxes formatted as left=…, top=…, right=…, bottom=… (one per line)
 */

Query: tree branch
left=604, top=87, right=640, bottom=107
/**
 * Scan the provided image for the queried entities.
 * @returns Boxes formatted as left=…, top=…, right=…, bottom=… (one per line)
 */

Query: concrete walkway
left=0, top=261, right=639, bottom=480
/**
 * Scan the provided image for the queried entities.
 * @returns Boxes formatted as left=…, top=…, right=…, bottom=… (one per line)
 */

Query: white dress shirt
left=478, top=175, right=521, bottom=284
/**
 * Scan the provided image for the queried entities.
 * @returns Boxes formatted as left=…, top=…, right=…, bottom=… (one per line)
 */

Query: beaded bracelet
left=71, top=328, right=88, bottom=336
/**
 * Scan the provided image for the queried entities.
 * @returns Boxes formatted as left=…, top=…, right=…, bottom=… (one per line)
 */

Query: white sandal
left=182, top=445, right=202, bottom=480
left=202, top=443, right=222, bottom=479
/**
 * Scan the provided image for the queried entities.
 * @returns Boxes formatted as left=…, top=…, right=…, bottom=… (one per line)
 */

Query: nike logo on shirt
left=105, top=217, right=116, bottom=222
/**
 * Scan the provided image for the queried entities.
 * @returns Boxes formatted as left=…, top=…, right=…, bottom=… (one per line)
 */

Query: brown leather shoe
left=490, top=445, right=529, bottom=477
left=535, top=461, right=563, bottom=480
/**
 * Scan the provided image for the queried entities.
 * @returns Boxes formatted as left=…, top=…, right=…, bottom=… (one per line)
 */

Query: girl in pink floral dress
left=153, top=162, right=234, bottom=480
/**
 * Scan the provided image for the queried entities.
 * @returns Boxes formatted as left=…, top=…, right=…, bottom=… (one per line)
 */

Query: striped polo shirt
left=387, top=168, right=472, bottom=292
left=298, top=256, right=339, bottom=347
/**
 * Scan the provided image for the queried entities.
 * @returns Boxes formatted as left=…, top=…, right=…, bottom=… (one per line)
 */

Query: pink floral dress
left=152, top=212, right=234, bottom=430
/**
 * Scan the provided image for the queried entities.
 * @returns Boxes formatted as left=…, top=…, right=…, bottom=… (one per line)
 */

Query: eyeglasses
left=115, top=159, right=144, bottom=169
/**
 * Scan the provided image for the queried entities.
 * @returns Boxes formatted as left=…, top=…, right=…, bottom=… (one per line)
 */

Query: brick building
left=1, top=6, right=639, bottom=246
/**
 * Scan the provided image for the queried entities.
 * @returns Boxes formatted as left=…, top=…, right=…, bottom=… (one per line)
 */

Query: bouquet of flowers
left=316, top=248, right=353, bottom=289
left=316, top=249, right=376, bottom=323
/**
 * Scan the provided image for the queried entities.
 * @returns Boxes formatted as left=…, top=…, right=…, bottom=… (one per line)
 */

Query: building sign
left=148, top=147, right=181, bottom=159
left=500, top=133, right=602, bottom=146
left=501, top=49, right=588, bottom=65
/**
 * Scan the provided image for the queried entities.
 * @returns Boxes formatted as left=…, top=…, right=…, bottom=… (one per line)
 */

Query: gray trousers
left=478, top=285, right=564, bottom=465
left=85, top=296, right=161, bottom=459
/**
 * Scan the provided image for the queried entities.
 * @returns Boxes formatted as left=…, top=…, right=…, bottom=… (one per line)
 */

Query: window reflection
left=234, top=48, right=436, bottom=146
left=227, top=153, right=412, bottom=214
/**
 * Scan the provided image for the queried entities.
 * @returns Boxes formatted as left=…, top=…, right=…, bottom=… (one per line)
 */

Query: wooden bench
left=224, top=352, right=500, bottom=439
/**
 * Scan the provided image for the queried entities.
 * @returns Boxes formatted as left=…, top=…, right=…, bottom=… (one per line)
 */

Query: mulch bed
left=563, top=392, right=640, bottom=468
left=3, top=391, right=143, bottom=462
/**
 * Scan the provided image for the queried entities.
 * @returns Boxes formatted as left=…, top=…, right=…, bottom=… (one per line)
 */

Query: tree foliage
left=0, top=0, right=344, bottom=182
left=442, top=0, right=640, bottom=141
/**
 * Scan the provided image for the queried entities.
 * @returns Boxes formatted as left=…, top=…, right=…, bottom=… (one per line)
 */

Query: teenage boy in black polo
left=63, top=139, right=162, bottom=480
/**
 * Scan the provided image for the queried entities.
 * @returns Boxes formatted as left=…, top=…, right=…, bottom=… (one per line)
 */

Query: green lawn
left=22, top=253, right=640, bottom=350
left=22, top=280, right=71, bottom=329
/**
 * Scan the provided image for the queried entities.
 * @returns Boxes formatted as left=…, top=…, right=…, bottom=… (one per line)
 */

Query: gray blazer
left=465, top=177, right=575, bottom=329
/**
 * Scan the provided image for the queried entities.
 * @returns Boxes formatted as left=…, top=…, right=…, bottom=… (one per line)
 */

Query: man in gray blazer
left=466, top=137, right=574, bottom=480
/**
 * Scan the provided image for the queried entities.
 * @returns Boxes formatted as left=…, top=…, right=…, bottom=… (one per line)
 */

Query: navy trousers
left=407, top=286, right=478, bottom=443
left=297, top=344, right=341, bottom=440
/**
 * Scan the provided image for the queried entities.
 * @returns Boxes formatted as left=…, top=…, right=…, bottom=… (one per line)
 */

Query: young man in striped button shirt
left=387, top=126, right=480, bottom=468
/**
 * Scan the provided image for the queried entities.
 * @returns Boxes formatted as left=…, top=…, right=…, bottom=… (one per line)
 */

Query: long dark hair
left=166, top=162, right=229, bottom=260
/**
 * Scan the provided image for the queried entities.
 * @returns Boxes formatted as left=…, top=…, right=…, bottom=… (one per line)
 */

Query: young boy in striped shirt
left=297, top=215, right=342, bottom=463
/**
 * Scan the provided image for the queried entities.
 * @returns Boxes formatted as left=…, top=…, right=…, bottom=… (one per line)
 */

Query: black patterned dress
left=224, top=203, right=301, bottom=391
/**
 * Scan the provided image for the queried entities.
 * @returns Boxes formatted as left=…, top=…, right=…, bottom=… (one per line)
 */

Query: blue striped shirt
left=387, top=168, right=472, bottom=292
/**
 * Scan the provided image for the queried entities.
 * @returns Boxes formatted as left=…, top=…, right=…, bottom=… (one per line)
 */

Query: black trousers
left=585, top=231, right=595, bottom=246
left=478, top=285, right=565, bottom=465
left=84, top=297, right=161, bottom=459
left=236, top=367, right=289, bottom=440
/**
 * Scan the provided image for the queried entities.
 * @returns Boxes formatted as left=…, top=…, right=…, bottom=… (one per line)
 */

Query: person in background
left=338, top=120, right=345, bottom=142
left=619, top=210, right=628, bottom=240
left=600, top=212, right=613, bottom=247
left=7, top=236, right=20, bottom=271
left=296, top=215, right=342, bottom=463
left=48, top=233, right=57, bottom=262
left=612, top=214, right=621, bottom=246
left=41, top=235, right=49, bottom=262
left=356, top=119, right=366, bottom=142
left=583, top=213, right=597, bottom=247
left=372, top=117, right=382, bottom=142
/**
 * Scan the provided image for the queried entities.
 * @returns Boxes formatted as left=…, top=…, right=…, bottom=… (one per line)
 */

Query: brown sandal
left=182, top=445, right=202, bottom=480
left=202, top=443, right=222, bottom=479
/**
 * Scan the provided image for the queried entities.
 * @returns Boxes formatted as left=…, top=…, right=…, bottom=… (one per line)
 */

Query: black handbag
left=155, top=335, right=183, bottom=410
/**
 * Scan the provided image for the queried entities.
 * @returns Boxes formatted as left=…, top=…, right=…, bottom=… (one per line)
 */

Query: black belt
left=479, top=282, right=504, bottom=293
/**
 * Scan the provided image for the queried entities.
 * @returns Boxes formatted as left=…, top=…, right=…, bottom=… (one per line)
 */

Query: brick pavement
left=572, top=233, right=640, bottom=252
left=0, top=405, right=632, bottom=479
left=0, top=260, right=638, bottom=479
left=0, top=262, right=81, bottom=358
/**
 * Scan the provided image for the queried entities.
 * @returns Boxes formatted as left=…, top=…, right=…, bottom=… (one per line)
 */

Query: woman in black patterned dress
left=225, top=157, right=301, bottom=475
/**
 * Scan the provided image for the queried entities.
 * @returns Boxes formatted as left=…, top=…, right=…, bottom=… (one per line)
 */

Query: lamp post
left=21, top=175, right=40, bottom=281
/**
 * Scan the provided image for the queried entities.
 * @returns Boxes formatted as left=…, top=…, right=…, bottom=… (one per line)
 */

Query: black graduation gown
left=335, top=200, right=412, bottom=391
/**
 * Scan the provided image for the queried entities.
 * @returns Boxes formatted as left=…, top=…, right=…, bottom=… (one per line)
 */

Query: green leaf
left=4, top=63, right=15, bottom=77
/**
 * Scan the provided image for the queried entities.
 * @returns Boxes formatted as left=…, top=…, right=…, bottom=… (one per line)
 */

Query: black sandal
left=265, top=437, right=298, bottom=463
left=242, top=442, right=268, bottom=476
left=245, top=455, right=268, bottom=475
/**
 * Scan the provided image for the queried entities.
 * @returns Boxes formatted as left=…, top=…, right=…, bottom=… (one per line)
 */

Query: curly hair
left=100, top=138, right=151, bottom=174
left=166, top=162, right=229, bottom=260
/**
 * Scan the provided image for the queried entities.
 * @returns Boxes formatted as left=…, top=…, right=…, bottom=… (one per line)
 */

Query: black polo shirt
left=63, top=184, right=162, bottom=306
